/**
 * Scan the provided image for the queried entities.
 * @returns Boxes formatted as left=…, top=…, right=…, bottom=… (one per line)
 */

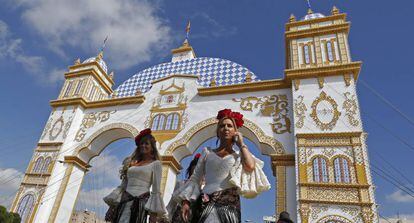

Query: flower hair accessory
left=216, top=109, right=244, bottom=128
left=194, top=153, right=201, bottom=159
left=135, top=128, right=152, bottom=146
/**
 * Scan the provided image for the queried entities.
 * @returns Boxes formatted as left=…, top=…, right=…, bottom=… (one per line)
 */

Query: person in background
left=277, top=211, right=294, bottom=223
left=166, top=153, right=201, bottom=223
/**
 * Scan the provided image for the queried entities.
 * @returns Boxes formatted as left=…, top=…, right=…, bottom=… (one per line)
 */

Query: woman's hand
left=181, top=200, right=191, bottom=222
left=149, top=212, right=157, bottom=223
left=233, top=131, right=245, bottom=148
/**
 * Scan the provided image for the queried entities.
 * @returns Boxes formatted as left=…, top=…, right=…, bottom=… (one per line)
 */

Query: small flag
left=306, top=0, right=312, bottom=9
left=185, top=21, right=191, bottom=39
left=101, top=35, right=109, bottom=52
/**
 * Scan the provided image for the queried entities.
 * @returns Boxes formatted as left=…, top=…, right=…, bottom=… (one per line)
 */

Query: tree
left=0, top=205, right=21, bottom=223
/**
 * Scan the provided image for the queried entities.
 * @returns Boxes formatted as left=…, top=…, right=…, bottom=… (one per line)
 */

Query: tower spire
left=171, top=20, right=196, bottom=62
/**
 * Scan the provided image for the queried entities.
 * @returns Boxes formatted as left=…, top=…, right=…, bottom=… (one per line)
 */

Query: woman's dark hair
left=120, top=134, right=159, bottom=179
left=186, top=155, right=200, bottom=179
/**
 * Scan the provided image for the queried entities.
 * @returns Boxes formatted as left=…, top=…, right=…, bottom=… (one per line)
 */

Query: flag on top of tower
left=185, top=21, right=191, bottom=39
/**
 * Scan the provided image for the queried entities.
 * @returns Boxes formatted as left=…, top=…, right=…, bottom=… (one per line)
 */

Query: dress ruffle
left=229, top=155, right=271, bottom=198
left=144, top=192, right=167, bottom=216
left=176, top=180, right=201, bottom=202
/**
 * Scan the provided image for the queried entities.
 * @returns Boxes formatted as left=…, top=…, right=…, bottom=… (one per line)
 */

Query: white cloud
left=0, top=166, right=24, bottom=208
left=0, top=20, right=64, bottom=85
left=15, top=0, right=171, bottom=70
left=88, top=154, right=123, bottom=185
left=387, top=189, right=414, bottom=203
left=380, top=214, right=414, bottom=223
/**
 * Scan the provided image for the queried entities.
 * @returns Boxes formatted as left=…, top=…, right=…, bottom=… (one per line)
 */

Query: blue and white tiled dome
left=115, top=57, right=259, bottom=97
left=83, top=57, right=108, bottom=73
left=302, top=12, right=325, bottom=21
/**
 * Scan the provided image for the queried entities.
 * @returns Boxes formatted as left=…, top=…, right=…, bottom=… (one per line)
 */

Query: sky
left=0, top=0, right=414, bottom=222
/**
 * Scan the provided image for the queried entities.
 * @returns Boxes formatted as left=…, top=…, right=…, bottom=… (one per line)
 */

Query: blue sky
left=1, top=0, right=414, bottom=221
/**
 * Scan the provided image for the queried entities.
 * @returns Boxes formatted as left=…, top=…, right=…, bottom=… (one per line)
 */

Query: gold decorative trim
left=299, top=182, right=370, bottom=189
left=37, top=142, right=63, bottom=146
left=285, top=62, right=362, bottom=82
left=285, top=13, right=346, bottom=29
left=233, top=95, right=291, bottom=134
left=151, top=74, right=198, bottom=84
left=293, top=79, right=300, bottom=91
left=296, top=132, right=362, bottom=147
left=69, top=60, right=110, bottom=76
left=171, top=45, right=194, bottom=54
left=65, top=68, right=113, bottom=93
left=48, top=163, right=74, bottom=223
left=276, top=166, right=286, bottom=215
left=294, top=95, right=307, bottom=129
left=165, top=117, right=285, bottom=156
left=150, top=104, right=187, bottom=113
left=64, top=156, right=91, bottom=171
left=317, top=77, right=324, bottom=89
left=197, top=79, right=290, bottom=96
left=310, top=91, right=341, bottom=131
left=161, top=155, right=182, bottom=173
left=74, top=122, right=139, bottom=155
left=271, top=154, right=295, bottom=169
left=286, top=23, right=350, bottom=40
left=317, top=215, right=353, bottom=223
left=343, top=92, right=360, bottom=127
left=343, top=74, right=352, bottom=86
left=300, top=199, right=373, bottom=207
left=50, top=95, right=145, bottom=109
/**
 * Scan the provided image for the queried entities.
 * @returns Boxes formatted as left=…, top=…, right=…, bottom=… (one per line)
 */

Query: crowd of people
left=103, top=109, right=294, bottom=223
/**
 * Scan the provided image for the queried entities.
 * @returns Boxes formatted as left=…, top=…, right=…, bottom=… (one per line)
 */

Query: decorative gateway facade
left=11, top=7, right=378, bottom=223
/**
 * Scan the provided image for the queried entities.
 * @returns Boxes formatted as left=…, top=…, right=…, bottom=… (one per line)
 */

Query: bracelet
left=240, top=144, right=248, bottom=149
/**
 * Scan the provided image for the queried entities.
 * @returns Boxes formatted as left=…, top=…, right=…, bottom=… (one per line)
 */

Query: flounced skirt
left=112, top=191, right=150, bottom=223
left=196, top=187, right=241, bottom=223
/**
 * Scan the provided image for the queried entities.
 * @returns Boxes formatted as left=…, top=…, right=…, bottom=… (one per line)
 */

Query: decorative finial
left=245, top=71, right=252, bottom=83
left=185, top=21, right=191, bottom=40
left=74, top=58, right=81, bottom=65
left=112, top=91, right=118, bottom=98
left=331, top=6, right=339, bottom=15
left=307, top=8, right=313, bottom=14
left=135, top=88, right=142, bottom=96
left=289, top=14, right=296, bottom=22
left=96, top=51, right=103, bottom=61
left=209, top=76, right=217, bottom=87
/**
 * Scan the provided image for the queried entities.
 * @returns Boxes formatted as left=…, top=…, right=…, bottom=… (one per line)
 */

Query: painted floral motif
left=294, top=95, right=307, bottom=129
left=75, top=110, right=117, bottom=142
left=233, top=95, right=291, bottom=134
left=343, top=92, right=360, bottom=127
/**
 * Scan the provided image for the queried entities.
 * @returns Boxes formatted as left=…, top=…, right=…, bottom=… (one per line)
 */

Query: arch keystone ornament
left=12, top=7, right=378, bottom=223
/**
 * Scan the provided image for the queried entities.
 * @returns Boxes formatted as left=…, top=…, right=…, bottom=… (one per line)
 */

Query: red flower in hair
left=232, top=112, right=244, bottom=128
left=216, top=109, right=244, bottom=128
left=216, top=109, right=232, bottom=120
left=195, top=153, right=201, bottom=159
left=135, top=128, right=152, bottom=146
